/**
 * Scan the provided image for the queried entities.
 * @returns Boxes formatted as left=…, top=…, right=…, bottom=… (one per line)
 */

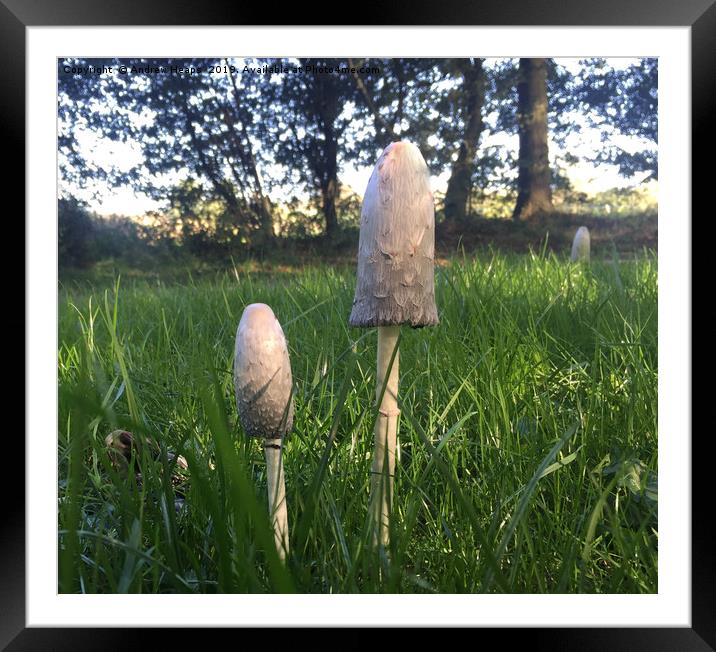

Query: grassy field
left=58, top=248, right=658, bottom=594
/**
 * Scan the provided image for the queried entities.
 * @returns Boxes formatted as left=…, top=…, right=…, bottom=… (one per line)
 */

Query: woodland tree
left=512, top=58, right=554, bottom=221
left=257, top=58, right=360, bottom=238
left=58, top=57, right=275, bottom=245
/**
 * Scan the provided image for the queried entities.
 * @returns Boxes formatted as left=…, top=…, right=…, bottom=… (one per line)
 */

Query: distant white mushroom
left=570, top=226, right=591, bottom=262
left=233, top=303, right=293, bottom=562
left=349, top=141, right=439, bottom=547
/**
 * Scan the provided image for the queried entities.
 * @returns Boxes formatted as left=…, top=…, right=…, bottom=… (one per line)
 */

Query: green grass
left=58, top=249, right=658, bottom=594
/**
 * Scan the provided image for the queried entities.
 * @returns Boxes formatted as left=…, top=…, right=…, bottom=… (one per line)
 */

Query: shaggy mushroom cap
left=349, top=141, right=439, bottom=328
left=234, top=303, right=294, bottom=439
left=570, top=226, right=591, bottom=261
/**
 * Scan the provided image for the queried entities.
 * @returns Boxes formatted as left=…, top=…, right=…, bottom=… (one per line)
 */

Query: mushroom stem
left=371, top=325, right=400, bottom=547
left=264, top=441, right=289, bottom=562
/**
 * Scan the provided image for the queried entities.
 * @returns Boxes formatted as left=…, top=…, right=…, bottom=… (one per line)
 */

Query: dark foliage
left=58, top=198, right=96, bottom=268
left=574, top=58, right=658, bottom=180
left=57, top=57, right=659, bottom=256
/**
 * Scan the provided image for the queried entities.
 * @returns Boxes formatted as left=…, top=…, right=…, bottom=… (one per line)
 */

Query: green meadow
left=58, top=249, right=657, bottom=594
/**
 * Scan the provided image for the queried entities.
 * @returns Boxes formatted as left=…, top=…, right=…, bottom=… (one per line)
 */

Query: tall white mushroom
left=234, top=303, right=294, bottom=562
left=570, top=226, right=591, bottom=262
left=349, top=141, right=439, bottom=547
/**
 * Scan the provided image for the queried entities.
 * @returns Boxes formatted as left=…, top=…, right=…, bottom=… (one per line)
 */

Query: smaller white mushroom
left=570, top=226, right=591, bottom=263
left=234, top=303, right=293, bottom=561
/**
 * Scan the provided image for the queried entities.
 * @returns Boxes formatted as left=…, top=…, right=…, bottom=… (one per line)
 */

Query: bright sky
left=64, top=57, right=657, bottom=217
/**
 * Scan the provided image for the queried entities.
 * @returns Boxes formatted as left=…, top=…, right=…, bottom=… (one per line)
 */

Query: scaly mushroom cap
left=570, top=226, right=591, bottom=262
left=349, top=141, right=439, bottom=328
left=233, top=303, right=294, bottom=439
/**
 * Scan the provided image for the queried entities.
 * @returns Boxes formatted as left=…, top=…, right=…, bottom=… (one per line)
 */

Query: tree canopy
left=58, top=57, right=658, bottom=248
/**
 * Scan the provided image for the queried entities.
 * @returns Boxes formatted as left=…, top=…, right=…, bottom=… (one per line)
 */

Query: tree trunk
left=513, top=58, right=553, bottom=221
left=444, top=59, right=486, bottom=222
left=320, top=106, right=340, bottom=238
left=321, top=176, right=339, bottom=238
left=255, top=195, right=275, bottom=244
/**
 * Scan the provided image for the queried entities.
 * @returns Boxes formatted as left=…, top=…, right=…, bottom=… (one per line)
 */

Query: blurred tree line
left=58, top=57, right=657, bottom=266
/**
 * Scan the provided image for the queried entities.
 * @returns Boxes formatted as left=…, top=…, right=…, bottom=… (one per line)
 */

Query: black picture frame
left=9, top=0, right=707, bottom=647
